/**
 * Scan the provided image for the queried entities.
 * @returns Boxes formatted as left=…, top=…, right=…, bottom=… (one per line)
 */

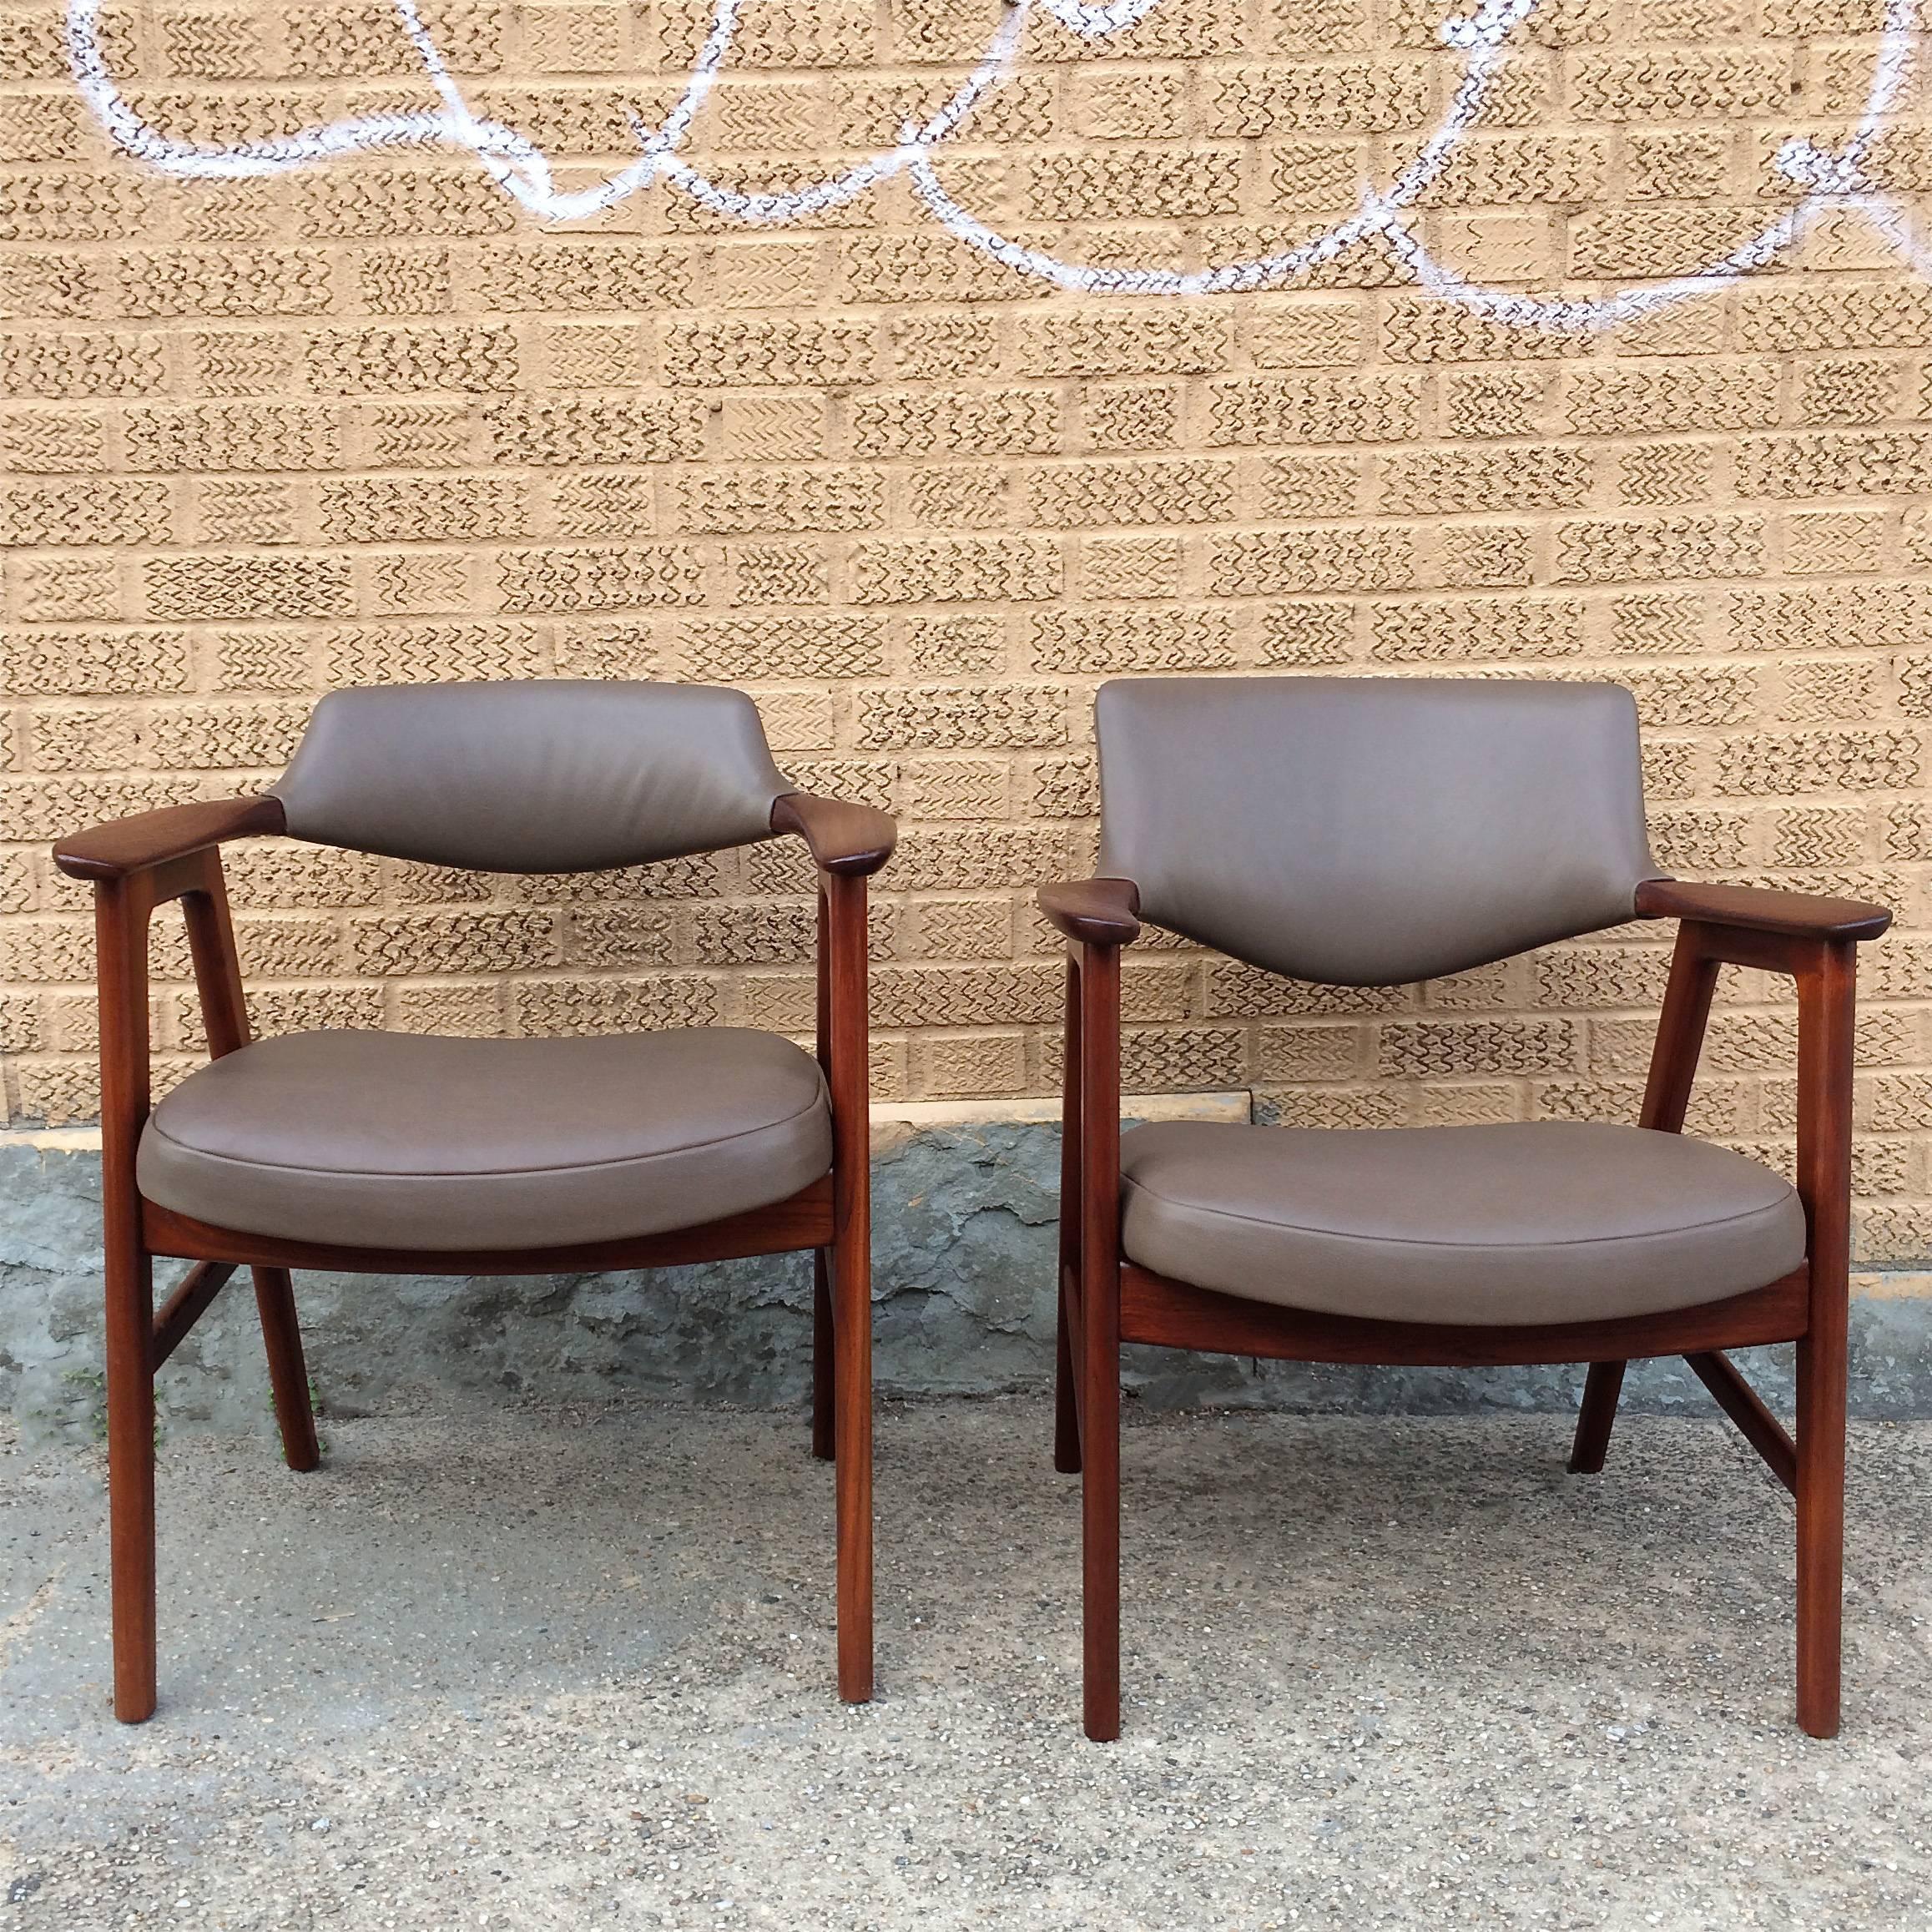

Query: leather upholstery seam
left=1118, top=1176, right=1802, bottom=1252
left=141, top=1085, right=830, bottom=1184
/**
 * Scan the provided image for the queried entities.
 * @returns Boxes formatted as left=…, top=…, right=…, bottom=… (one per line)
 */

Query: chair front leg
left=104, top=1216, right=158, bottom=1723
left=94, top=872, right=159, bottom=1721
left=1796, top=1328, right=1849, bottom=1740
left=831, top=1220, right=871, bottom=1703
left=1055, top=955, right=1083, bottom=1476
left=1077, top=941, right=1122, bottom=1743
left=810, top=886, right=836, bottom=1464
left=823, top=870, right=873, bottom=1704
left=1795, top=940, right=1856, bottom=1739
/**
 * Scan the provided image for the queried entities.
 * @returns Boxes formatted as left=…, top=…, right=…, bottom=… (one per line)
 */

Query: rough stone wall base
left=7, top=1130, right=1932, bottom=1443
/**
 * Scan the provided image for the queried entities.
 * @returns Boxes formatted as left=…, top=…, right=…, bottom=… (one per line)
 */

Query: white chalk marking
left=63, top=0, right=1931, bottom=330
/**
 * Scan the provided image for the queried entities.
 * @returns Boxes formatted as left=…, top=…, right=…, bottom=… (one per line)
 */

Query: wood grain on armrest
left=1038, top=877, right=1143, bottom=947
left=1635, top=877, right=1892, bottom=944
left=53, top=794, right=287, bottom=884
left=770, top=791, right=897, bottom=877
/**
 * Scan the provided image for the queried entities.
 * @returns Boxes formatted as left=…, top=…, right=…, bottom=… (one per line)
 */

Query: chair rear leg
left=1568, top=1359, right=1627, bottom=1474
left=252, top=1268, right=320, bottom=1472
left=832, top=1229, right=873, bottom=1703
left=1795, top=1323, right=1847, bottom=1738
left=105, top=1234, right=157, bottom=1723
left=811, top=1247, right=835, bottom=1463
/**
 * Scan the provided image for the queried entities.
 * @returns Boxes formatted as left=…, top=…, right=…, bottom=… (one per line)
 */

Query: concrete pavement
left=3, top=1395, right=1930, bottom=1929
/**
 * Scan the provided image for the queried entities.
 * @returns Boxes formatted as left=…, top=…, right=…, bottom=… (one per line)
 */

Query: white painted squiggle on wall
left=63, top=0, right=1931, bottom=331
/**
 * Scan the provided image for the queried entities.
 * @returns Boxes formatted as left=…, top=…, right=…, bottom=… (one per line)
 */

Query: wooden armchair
left=53, top=679, right=893, bottom=1722
left=1042, top=675, right=1889, bottom=1743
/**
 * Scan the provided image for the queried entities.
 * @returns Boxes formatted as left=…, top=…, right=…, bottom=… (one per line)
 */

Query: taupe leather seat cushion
left=139, top=1028, right=832, bottom=1251
left=1119, top=1120, right=1807, bottom=1325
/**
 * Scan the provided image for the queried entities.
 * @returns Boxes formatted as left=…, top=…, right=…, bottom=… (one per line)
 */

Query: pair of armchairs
left=54, top=677, right=1888, bottom=1743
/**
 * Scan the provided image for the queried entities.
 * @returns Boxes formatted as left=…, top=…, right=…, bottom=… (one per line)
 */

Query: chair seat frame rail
left=55, top=783, right=892, bottom=1723
left=1041, top=870, right=1889, bottom=1743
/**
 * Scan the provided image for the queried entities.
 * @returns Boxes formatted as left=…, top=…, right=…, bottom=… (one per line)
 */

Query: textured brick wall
left=3, top=0, right=1930, bottom=1262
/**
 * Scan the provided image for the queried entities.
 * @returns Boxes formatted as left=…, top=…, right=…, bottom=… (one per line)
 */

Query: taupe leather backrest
left=1096, top=677, right=1661, bottom=986
left=273, top=680, right=789, bottom=872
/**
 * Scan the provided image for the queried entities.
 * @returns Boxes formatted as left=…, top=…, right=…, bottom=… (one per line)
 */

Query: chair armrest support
left=1636, top=878, right=1890, bottom=945
left=1039, top=877, right=1142, bottom=948
left=1637, top=895, right=1861, bottom=1314
left=771, top=792, right=896, bottom=878
left=54, top=794, right=287, bottom=883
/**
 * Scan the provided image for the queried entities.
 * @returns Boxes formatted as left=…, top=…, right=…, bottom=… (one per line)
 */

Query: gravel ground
left=3, top=1395, right=1930, bottom=1930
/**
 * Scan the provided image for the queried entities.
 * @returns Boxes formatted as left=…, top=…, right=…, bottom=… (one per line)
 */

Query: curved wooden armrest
left=1039, top=877, right=1143, bottom=947
left=53, top=794, right=287, bottom=884
left=1635, top=877, right=1891, bottom=944
left=770, top=791, right=896, bottom=878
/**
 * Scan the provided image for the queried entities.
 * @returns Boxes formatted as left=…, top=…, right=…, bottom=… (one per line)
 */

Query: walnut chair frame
left=1042, top=872, right=1889, bottom=1744
left=55, top=787, right=892, bottom=1723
